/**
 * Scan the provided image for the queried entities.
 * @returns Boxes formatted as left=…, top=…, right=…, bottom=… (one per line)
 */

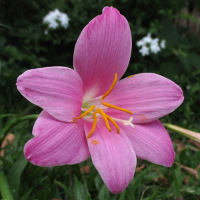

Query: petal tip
left=179, top=88, right=184, bottom=103
left=106, top=171, right=135, bottom=194
left=102, top=6, right=120, bottom=15
left=173, top=84, right=184, bottom=110
left=160, top=147, right=175, bottom=167
left=166, top=150, right=175, bottom=167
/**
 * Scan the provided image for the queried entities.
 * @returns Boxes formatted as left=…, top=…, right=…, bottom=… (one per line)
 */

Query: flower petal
left=24, top=111, right=90, bottom=166
left=17, top=67, right=83, bottom=122
left=104, top=73, right=184, bottom=123
left=84, top=118, right=136, bottom=194
left=120, top=120, right=175, bottom=167
left=74, top=7, right=132, bottom=99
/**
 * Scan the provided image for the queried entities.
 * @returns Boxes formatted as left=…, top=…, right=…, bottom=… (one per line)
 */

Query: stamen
left=87, top=111, right=98, bottom=138
left=101, top=102, right=133, bottom=115
left=77, top=72, right=134, bottom=137
left=97, top=108, right=111, bottom=132
left=101, top=73, right=117, bottom=101
left=105, top=114, right=120, bottom=133
left=73, top=105, right=95, bottom=122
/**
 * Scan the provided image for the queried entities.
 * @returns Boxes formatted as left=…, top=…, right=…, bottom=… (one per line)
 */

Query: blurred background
left=0, top=0, right=200, bottom=199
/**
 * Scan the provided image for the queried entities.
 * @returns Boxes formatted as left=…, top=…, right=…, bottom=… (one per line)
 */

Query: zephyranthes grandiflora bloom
left=17, top=7, right=184, bottom=193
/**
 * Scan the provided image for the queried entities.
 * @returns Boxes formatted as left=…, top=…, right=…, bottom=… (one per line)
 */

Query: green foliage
left=1, top=0, right=200, bottom=199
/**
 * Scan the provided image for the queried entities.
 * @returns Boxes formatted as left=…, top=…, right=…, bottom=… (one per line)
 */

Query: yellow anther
left=101, top=73, right=117, bottom=101
left=105, top=114, right=120, bottom=133
left=87, top=108, right=121, bottom=138
left=73, top=105, right=95, bottom=122
left=101, top=102, right=133, bottom=115
left=75, top=72, right=134, bottom=137
left=97, top=108, right=111, bottom=132
left=87, top=111, right=98, bottom=138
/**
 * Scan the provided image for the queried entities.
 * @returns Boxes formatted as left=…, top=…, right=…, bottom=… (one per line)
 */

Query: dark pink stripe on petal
left=121, top=120, right=175, bottom=167
left=104, top=73, right=184, bottom=123
left=74, top=7, right=132, bottom=99
left=84, top=118, right=136, bottom=194
left=24, top=111, right=89, bottom=166
left=17, top=67, right=83, bottom=122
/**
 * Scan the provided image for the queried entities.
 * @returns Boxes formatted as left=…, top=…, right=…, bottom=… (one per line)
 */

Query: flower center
left=73, top=73, right=134, bottom=138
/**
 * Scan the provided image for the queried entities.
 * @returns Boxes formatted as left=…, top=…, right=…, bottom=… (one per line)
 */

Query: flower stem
left=0, top=114, right=15, bottom=119
left=0, top=171, right=13, bottom=200
left=0, top=114, right=39, bottom=140
left=163, top=123, right=200, bottom=143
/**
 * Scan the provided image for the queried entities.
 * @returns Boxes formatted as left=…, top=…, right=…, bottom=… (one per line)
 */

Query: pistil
left=74, top=72, right=134, bottom=138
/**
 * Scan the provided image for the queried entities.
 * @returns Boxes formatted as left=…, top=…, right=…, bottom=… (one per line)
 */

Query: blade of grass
left=0, top=114, right=38, bottom=140
left=0, top=23, right=11, bottom=30
left=7, top=154, right=27, bottom=200
left=0, top=170, right=13, bottom=200
left=0, top=114, right=15, bottom=119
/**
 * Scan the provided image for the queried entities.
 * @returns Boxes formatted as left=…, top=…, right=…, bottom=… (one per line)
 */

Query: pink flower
left=16, top=7, right=184, bottom=193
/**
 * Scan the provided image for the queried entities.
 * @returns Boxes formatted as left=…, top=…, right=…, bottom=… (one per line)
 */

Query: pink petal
left=120, top=120, right=175, bottom=167
left=84, top=118, right=136, bottom=194
left=17, top=67, right=83, bottom=122
left=24, top=111, right=90, bottom=166
left=104, top=73, right=184, bottom=123
left=74, top=7, right=132, bottom=99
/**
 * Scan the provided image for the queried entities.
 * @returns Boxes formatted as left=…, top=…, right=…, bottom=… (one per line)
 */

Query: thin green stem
left=0, top=23, right=11, bottom=30
left=0, top=171, right=13, bottom=200
left=0, top=114, right=39, bottom=140
left=0, top=114, right=15, bottom=119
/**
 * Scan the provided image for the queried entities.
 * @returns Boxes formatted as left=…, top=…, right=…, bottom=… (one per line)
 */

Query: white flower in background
left=44, top=30, right=48, bottom=35
left=143, top=33, right=153, bottom=44
left=43, top=9, right=70, bottom=32
left=160, top=40, right=166, bottom=49
left=150, top=38, right=161, bottom=54
left=136, top=40, right=145, bottom=47
left=139, top=46, right=150, bottom=56
left=137, top=33, right=166, bottom=56
left=186, top=85, right=190, bottom=90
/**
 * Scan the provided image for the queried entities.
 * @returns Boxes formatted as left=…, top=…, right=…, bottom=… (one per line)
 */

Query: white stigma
left=123, top=117, right=134, bottom=128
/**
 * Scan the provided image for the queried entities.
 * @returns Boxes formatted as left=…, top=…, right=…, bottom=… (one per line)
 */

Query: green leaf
left=189, top=53, right=200, bottom=69
left=172, top=166, right=182, bottom=197
left=0, top=23, right=11, bottom=30
left=7, top=154, right=27, bottom=200
left=0, top=170, right=13, bottom=200
left=118, top=191, right=126, bottom=200
left=18, top=188, right=32, bottom=200
left=160, top=18, right=179, bottom=46
left=98, top=185, right=110, bottom=200
left=73, top=176, right=86, bottom=200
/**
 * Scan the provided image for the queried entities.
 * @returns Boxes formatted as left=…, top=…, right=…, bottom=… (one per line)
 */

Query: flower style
left=17, top=7, right=184, bottom=194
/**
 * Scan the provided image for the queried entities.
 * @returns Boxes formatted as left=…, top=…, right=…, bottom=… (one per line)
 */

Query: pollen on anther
left=106, top=114, right=120, bottom=133
left=127, top=75, right=134, bottom=78
left=87, top=111, right=98, bottom=138
left=101, top=73, right=117, bottom=101
left=75, top=105, right=96, bottom=121
left=97, top=108, right=111, bottom=132
left=101, top=102, right=133, bottom=115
